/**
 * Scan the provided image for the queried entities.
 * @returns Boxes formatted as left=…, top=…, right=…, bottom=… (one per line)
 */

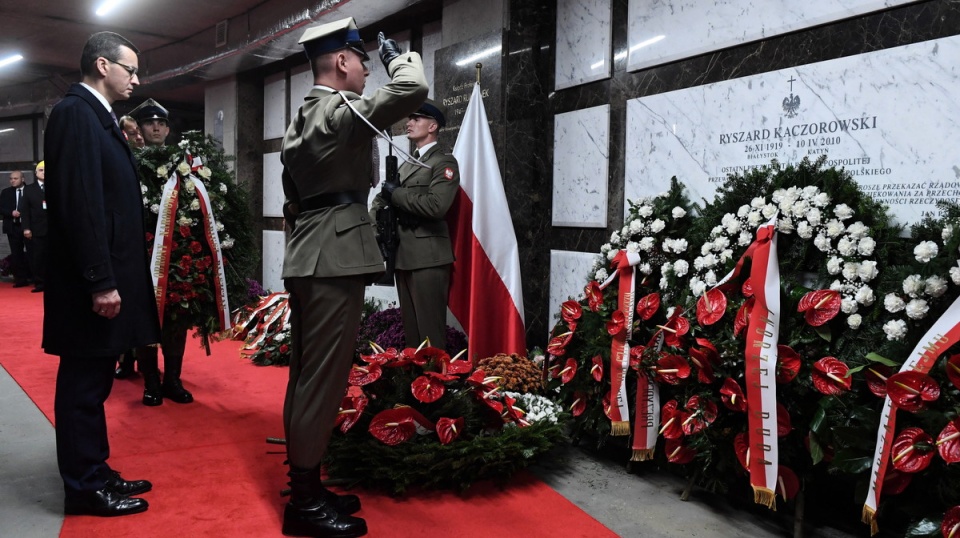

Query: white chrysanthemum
left=905, top=298, right=929, bottom=320
left=855, top=286, right=875, bottom=306
left=813, top=234, right=831, bottom=252
left=639, top=263, right=652, bottom=275
left=639, top=237, right=655, bottom=251
left=841, top=298, right=858, bottom=314
left=607, top=249, right=618, bottom=261
left=858, top=260, right=879, bottom=281
left=595, top=268, right=609, bottom=281
left=796, top=221, right=813, bottom=239
left=219, top=183, right=228, bottom=194
left=951, top=265, right=960, bottom=285
left=806, top=208, right=822, bottom=225
left=673, top=259, right=690, bottom=277
left=189, top=199, right=201, bottom=211
left=837, top=236, right=856, bottom=257
left=672, top=238, right=688, bottom=253
left=672, top=207, right=686, bottom=219
left=925, top=275, right=948, bottom=298
left=609, top=231, right=621, bottom=244
left=690, top=279, right=707, bottom=296
left=198, top=167, right=212, bottom=179
left=846, top=221, right=868, bottom=239
left=834, top=204, right=854, bottom=220
left=177, top=161, right=191, bottom=176
left=747, top=211, right=763, bottom=227
left=842, top=262, right=859, bottom=281
left=762, top=204, right=778, bottom=219
left=884, top=293, right=906, bottom=313
left=626, top=241, right=640, bottom=254
left=914, top=241, right=939, bottom=263
left=629, top=220, right=643, bottom=234
left=813, top=192, right=831, bottom=207
left=650, top=219, right=666, bottom=233
left=720, top=249, right=734, bottom=263
left=825, top=219, right=845, bottom=238
left=827, top=256, right=843, bottom=275
left=943, top=224, right=954, bottom=243
left=738, top=231, right=753, bottom=246
left=637, top=205, right=653, bottom=218
left=150, top=204, right=160, bottom=214
left=903, top=274, right=925, bottom=297
left=847, top=314, right=862, bottom=329
left=600, top=243, right=611, bottom=254
left=737, top=205, right=750, bottom=218
left=857, top=237, right=876, bottom=256
left=883, top=319, right=908, bottom=340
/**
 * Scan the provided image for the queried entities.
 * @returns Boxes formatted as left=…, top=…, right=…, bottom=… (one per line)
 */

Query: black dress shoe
left=115, top=363, right=137, bottom=379
left=162, top=379, right=194, bottom=404
left=143, top=371, right=163, bottom=406
left=321, top=488, right=361, bottom=516
left=104, top=470, right=152, bottom=496
left=64, top=488, right=148, bottom=517
left=282, top=501, right=367, bottom=538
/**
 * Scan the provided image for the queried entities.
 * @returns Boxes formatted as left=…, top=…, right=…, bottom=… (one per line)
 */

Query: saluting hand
left=378, top=32, right=401, bottom=71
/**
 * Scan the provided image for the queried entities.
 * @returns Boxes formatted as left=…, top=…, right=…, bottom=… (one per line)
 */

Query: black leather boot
left=114, top=350, right=137, bottom=379
left=139, top=347, right=163, bottom=406
left=282, top=467, right=367, bottom=538
left=161, top=353, right=193, bottom=404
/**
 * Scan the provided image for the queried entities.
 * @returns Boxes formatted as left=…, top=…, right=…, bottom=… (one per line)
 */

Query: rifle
left=374, top=147, right=399, bottom=286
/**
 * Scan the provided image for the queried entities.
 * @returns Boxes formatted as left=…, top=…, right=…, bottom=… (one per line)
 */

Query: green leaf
left=809, top=431, right=825, bottom=465
left=865, top=352, right=900, bottom=367
left=905, top=517, right=941, bottom=537
left=830, top=450, right=871, bottom=474
left=814, top=323, right=832, bottom=343
left=810, top=406, right=827, bottom=433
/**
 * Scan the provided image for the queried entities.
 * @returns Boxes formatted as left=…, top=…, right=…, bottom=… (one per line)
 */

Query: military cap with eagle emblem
left=410, top=98, right=447, bottom=128
left=298, top=17, right=370, bottom=61
left=130, top=98, right=169, bottom=124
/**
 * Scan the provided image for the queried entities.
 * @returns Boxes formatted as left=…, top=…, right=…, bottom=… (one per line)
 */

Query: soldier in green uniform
left=371, top=99, right=460, bottom=349
left=279, top=17, right=428, bottom=538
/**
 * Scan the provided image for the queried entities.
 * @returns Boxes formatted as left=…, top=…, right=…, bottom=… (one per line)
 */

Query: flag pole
left=475, top=63, right=482, bottom=84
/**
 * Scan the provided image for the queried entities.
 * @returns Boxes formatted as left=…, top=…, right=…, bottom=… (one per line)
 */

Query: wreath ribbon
left=862, top=294, right=960, bottom=535
left=600, top=250, right=641, bottom=436
left=632, top=331, right=662, bottom=461
left=192, top=176, right=232, bottom=331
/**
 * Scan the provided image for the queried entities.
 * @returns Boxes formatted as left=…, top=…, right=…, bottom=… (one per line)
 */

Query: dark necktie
left=413, top=149, right=420, bottom=159
left=15, top=188, right=21, bottom=222
left=109, top=110, right=118, bottom=126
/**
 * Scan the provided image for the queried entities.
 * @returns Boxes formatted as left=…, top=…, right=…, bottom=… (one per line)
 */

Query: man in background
left=132, top=98, right=169, bottom=146
left=0, top=171, right=32, bottom=287
left=119, top=115, right=145, bottom=148
left=21, top=161, right=48, bottom=292
left=43, top=30, right=160, bottom=517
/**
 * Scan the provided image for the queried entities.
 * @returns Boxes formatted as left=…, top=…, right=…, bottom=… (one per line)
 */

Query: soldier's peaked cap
left=299, top=17, right=370, bottom=61
left=411, top=98, right=447, bottom=128
left=130, top=98, right=168, bottom=124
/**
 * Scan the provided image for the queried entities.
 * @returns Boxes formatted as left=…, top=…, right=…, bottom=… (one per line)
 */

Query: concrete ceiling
left=0, top=0, right=430, bottom=117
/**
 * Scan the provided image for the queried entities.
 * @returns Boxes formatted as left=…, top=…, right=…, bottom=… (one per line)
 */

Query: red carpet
left=0, top=282, right=617, bottom=538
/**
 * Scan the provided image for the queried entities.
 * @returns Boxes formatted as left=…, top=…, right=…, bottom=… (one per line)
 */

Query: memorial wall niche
left=554, top=0, right=612, bottom=90
left=552, top=105, right=610, bottom=228
left=625, top=34, right=960, bottom=227
left=627, top=0, right=920, bottom=72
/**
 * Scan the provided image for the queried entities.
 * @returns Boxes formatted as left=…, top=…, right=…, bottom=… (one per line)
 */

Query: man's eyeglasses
left=105, top=58, right=138, bottom=78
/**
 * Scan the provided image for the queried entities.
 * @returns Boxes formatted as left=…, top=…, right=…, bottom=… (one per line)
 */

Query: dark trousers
left=283, top=276, right=365, bottom=469
left=137, top=326, right=188, bottom=378
left=54, top=354, right=117, bottom=495
left=25, top=234, right=47, bottom=285
left=396, top=264, right=451, bottom=350
left=5, top=225, right=31, bottom=283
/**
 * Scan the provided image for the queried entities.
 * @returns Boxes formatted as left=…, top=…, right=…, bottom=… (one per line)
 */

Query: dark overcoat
left=20, top=181, right=48, bottom=236
left=42, top=83, right=160, bottom=357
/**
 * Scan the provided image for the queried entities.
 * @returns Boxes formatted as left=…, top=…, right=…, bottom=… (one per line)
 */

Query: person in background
left=21, top=161, right=48, bottom=292
left=278, top=17, right=427, bottom=538
left=371, top=98, right=459, bottom=350
left=43, top=30, right=160, bottom=517
left=119, top=114, right=145, bottom=148
left=114, top=114, right=143, bottom=378
left=0, top=171, right=32, bottom=287
left=132, top=98, right=169, bottom=147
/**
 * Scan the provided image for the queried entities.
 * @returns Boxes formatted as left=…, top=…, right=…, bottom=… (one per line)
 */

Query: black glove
left=378, top=32, right=401, bottom=71
left=381, top=178, right=400, bottom=202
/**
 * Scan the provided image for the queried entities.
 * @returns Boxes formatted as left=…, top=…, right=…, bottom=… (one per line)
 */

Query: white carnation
left=951, top=265, right=960, bottom=285
left=738, top=231, right=753, bottom=246
left=650, top=219, right=666, bottom=233
left=704, top=270, right=718, bottom=286
left=140, top=183, right=148, bottom=194
left=690, top=279, right=707, bottom=296
left=813, top=192, right=831, bottom=207
left=826, top=256, right=843, bottom=275
left=796, top=221, right=813, bottom=239
left=847, top=313, right=862, bottom=329
left=595, top=268, right=609, bottom=281
left=673, top=259, right=690, bottom=277
left=150, top=204, right=160, bottom=214
left=830, top=279, right=843, bottom=291
left=841, top=298, right=858, bottom=314
left=813, top=234, right=832, bottom=252
left=672, top=238, right=688, bottom=253
left=825, top=219, right=845, bottom=238
left=142, top=197, right=149, bottom=205
left=622, top=226, right=630, bottom=237
left=720, top=249, right=733, bottom=263
left=216, top=222, right=224, bottom=232
left=659, top=276, right=670, bottom=290
left=747, top=211, right=762, bottom=227
left=662, top=239, right=675, bottom=253
left=672, top=207, right=686, bottom=219
left=857, top=260, right=879, bottom=281
left=609, top=231, right=621, bottom=244
left=855, top=286, right=875, bottom=306
left=884, top=293, right=906, bottom=313
left=777, top=218, right=795, bottom=234
left=607, top=249, right=618, bottom=261
left=914, top=241, right=939, bottom=263
left=639, top=263, right=652, bottom=275
left=903, top=274, right=924, bottom=297
left=834, top=203, right=854, bottom=220
left=846, top=221, right=869, bottom=239
left=219, top=183, right=228, bottom=194
left=750, top=197, right=766, bottom=209
left=737, top=205, right=750, bottom=218
left=660, top=261, right=673, bottom=276
left=713, top=236, right=730, bottom=250
left=639, top=237, right=655, bottom=251
left=626, top=241, right=640, bottom=254
left=771, top=189, right=786, bottom=203
left=944, top=224, right=954, bottom=243
left=842, top=262, right=859, bottom=281
left=925, top=275, right=948, bottom=298
left=221, top=237, right=234, bottom=249
left=711, top=225, right=724, bottom=236
left=700, top=243, right=713, bottom=256
left=905, top=298, right=929, bottom=320
left=801, top=186, right=820, bottom=200
left=638, top=205, right=653, bottom=218
left=857, top=237, right=876, bottom=256
left=762, top=204, right=778, bottom=219
left=600, top=243, right=612, bottom=253
left=837, top=236, right=856, bottom=257
left=806, top=208, right=822, bottom=226
left=883, top=319, right=908, bottom=340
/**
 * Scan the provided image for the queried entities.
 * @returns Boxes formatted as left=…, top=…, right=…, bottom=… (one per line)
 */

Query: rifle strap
left=337, top=91, right=431, bottom=170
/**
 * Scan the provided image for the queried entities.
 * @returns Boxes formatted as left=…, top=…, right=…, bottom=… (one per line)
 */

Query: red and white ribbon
left=149, top=174, right=181, bottom=324
left=863, top=294, right=960, bottom=535
left=192, top=177, right=231, bottom=331
left=600, top=250, right=641, bottom=436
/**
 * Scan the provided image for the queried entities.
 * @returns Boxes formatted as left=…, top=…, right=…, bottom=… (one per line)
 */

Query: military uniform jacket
left=281, top=52, right=428, bottom=279
left=371, top=145, right=460, bottom=270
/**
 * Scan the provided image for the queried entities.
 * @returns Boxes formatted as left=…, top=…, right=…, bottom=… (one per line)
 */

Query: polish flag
left=447, top=83, right=526, bottom=361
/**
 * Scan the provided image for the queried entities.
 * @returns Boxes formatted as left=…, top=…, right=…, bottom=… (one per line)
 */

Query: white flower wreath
left=689, top=185, right=879, bottom=329
left=882, top=232, right=960, bottom=340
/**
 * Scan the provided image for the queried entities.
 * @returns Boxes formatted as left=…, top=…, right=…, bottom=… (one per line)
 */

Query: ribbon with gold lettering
left=632, top=331, right=662, bottom=461
left=600, top=250, right=641, bottom=436
left=149, top=174, right=181, bottom=324
left=191, top=176, right=232, bottom=331
left=863, top=295, right=960, bottom=535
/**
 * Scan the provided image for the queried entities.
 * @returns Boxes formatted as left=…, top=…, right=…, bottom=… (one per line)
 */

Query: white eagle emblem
left=782, top=93, right=801, bottom=118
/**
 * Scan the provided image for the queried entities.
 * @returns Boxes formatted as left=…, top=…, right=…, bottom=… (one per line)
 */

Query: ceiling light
left=95, top=0, right=125, bottom=17
left=0, top=128, right=14, bottom=134
left=0, top=54, right=23, bottom=69
left=455, top=46, right=502, bottom=67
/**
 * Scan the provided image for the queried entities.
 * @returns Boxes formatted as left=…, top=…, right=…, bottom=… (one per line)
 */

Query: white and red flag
left=447, top=83, right=526, bottom=361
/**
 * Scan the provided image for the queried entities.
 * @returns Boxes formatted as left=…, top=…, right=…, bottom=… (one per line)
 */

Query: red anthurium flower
left=659, top=400, right=684, bottom=439
left=443, top=351, right=473, bottom=375
left=385, top=347, right=415, bottom=368
left=570, top=391, right=587, bottom=417
left=411, top=375, right=446, bottom=403
left=742, top=279, right=754, bottom=298
left=942, top=506, right=960, bottom=538
left=426, top=371, right=458, bottom=382
left=602, top=392, right=612, bottom=419
left=662, top=314, right=690, bottom=347
left=665, top=438, right=696, bottom=464
left=776, top=345, right=801, bottom=384
left=777, top=403, right=791, bottom=437
left=636, top=293, right=661, bottom=321
left=546, top=331, right=573, bottom=357
left=629, top=345, right=647, bottom=370
left=891, top=427, right=935, bottom=473
left=566, top=320, right=578, bottom=333
left=720, top=378, right=747, bottom=412
left=368, top=408, right=417, bottom=446
left=361, top=346, right=398, bottom=365
left=734, top=432, right=749, bottom=470
left=585, top=281, right=603, bottom=312
left=681, top=395, right=718, bottom=435
left=734, top=296, right=754, bottom=337
left=689, top=338, right=719, bottom=384
left=436, top=417, right=465, bottom=445
left=882, top=469, right=912, bottom=496
left=335, top=395, right=368, bottom=433
left=797, top=289, right=841, bottom=327
left=655, top=355, right=691, bottom=385
left=811, top=357, right=852, bottom=395
left=937, top=419, right=960, bottom=464
left=502, top=395, right=528, bottom=425
left=560, top=358, right=578, bottom=384
left=413, top=346, right=449, bottom=367
left=348, top=362, right=383, bottom=386
left=864, top=364, right=894, bottom=398
left=946, top=354, right=960, bottom=391
left=606, top=310, right=627, bottom=336
left=776, top=466, right=800, bottom=501
left=590, top=356, right=604, bottom=382
left=696, top=289, right=728, bottom=326
left=561, top=300, right=583, bottom=323
left=887, top=371, right=940, bottom=412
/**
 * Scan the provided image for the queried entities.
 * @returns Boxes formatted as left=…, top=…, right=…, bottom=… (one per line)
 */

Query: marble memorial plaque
left=555, top=0, right=612, bottom=90
left=553, top=105, right=610, bottom=227
left=263, top=72, right=286, bottom=140
left=549, top=250, right=599, bottom=336
left=625, top=35, right=960, bottom=226
left=434, top=30, right=503, bottom=151
left=262, top=230, right=286, bottom=293
left=262, top=151, right=283, bottom=218
left=627, top=0, right=919, bottom=72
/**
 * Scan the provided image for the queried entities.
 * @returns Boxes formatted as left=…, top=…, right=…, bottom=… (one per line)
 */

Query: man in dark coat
left=0, top=170, right=32, bottom=286
left=21, top=161, right=48, bottom=292
left=43, top=31, right=161, bottom=517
